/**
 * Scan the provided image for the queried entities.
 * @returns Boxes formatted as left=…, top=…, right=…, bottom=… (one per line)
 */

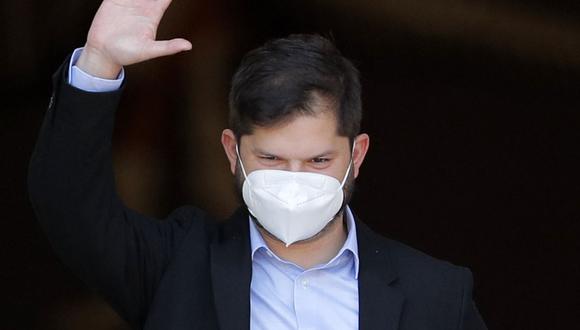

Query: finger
left=146, top=38, right=192, bottom=59
left=157, top=0, right=175, bottom=11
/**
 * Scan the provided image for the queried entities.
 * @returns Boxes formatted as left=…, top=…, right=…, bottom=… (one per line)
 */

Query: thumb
left=146, top=38, right=192, bottom=59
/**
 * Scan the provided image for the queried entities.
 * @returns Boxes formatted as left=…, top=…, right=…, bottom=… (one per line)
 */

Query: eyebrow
left=252, top=147, right=336, bottom=160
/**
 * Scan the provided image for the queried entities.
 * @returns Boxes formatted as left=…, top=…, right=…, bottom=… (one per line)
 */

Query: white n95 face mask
left=236, top=144, right=353, bottom=246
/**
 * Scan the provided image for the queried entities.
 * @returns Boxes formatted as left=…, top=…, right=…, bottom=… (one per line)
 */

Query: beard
left=234, top=161, right=356, bottom=244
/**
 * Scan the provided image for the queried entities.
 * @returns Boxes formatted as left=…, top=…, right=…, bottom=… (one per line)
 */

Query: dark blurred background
left=1, top=0, right=579, bottom=329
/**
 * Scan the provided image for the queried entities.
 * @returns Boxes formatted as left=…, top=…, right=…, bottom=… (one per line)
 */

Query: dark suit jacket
left=28, top=58, right=487, bottom=330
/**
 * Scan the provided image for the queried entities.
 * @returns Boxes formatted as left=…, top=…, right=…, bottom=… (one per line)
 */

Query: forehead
left=242, top=110, right=349, bottom=156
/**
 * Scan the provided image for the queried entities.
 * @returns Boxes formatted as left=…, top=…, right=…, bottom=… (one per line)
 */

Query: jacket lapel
left=356, top=219, right=405, bottom=330
left=210, top=208, right=252, bottom=330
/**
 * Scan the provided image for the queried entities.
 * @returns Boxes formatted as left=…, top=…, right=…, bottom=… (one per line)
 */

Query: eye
left=259, top=155, right=279, bottom=161
left=311, top=157, right=330, bottom=164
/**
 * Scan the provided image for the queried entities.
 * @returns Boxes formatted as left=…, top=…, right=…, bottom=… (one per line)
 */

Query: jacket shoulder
left=379, top=235, right=473, bottom=308
left=378, top=236, right=479, bottom=328
left=359, top=221, right=470, bottom=282
left=383, top=237, right=470, bottom=279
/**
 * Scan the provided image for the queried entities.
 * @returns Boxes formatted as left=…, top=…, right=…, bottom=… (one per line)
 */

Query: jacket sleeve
left=457, top=268, right=488, bottom=330
left=27, top=56, right=201, bottom=327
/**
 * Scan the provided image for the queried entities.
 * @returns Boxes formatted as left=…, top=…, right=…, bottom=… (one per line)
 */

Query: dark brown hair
left=229, top=34, right=362, bottom=142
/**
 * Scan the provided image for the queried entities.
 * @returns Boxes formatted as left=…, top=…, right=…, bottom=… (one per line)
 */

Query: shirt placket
left=294, top=269, right=318, bottom=330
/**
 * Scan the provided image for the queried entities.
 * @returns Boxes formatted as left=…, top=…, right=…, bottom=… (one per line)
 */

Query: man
left=28, top=0, right=487, bottom=329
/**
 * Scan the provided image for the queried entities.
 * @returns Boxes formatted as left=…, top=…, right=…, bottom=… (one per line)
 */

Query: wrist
left=76, top=46, right=122, bottom=80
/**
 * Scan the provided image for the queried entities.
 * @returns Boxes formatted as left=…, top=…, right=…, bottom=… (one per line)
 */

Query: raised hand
left=76, top=0, right=192, bottom=79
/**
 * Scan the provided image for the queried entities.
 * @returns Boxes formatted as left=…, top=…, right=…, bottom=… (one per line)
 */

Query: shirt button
left=301, top=279, right=309, bottom=287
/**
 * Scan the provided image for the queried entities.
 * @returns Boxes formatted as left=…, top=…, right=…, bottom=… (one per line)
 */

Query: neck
left=258, top=213, right=348, bottom=269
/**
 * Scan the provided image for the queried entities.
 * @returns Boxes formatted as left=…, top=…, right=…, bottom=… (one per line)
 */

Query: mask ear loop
left=235, top=144, right=251, bottom=186
left=339, top=141, right=356, bottom=188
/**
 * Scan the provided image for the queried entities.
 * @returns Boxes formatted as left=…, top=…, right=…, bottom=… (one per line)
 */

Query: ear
left=221, top=129, right=238, bottom=175
left=352, top=133, right=370, bottom=178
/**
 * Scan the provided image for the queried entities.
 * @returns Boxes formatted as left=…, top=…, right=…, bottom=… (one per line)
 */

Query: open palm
left=79, top=0, right=191, bottom=77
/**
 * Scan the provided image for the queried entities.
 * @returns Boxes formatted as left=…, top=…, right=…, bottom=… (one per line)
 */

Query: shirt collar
left=249, top=206, right=360, bottom=279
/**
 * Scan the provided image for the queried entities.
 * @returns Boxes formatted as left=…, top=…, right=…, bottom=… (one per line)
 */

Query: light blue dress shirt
left=249, top=207, right=360, bottom=330
left=68, top=48, right=360, bottom=329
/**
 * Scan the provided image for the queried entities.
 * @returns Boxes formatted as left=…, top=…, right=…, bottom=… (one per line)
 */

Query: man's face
left=221, top=103, right=370, bottom=203
left=221, top=101, right=369, bottom=244
left=234, top=111, right=355, bottom=210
